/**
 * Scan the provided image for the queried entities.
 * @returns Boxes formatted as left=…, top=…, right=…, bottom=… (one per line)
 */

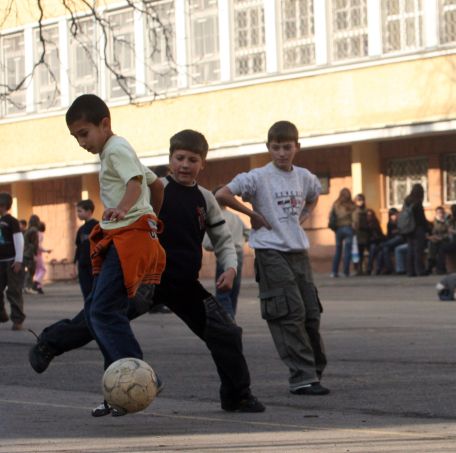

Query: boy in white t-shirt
left=216, top=121, right=329, bottom=396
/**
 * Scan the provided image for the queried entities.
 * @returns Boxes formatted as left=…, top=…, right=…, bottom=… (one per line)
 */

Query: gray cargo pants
left=254, top=249, right=327, bottom=390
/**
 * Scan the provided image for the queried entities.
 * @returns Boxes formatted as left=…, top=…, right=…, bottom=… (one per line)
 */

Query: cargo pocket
left=259, top=288, right=289, bottom=320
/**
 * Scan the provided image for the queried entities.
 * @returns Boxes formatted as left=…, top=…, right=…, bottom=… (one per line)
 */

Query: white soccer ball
left=102, top=358, right=158, bottom=414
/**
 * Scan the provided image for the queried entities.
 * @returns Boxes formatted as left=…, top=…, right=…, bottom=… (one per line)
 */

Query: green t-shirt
left=99, top=135, right=156, bottom=230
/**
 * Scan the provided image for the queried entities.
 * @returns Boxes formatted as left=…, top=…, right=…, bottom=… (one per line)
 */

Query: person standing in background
left=203, top=187, right=249, bottom=318
left=23, top=214, right=40, bottom=293
left=32, top=222, right=51, bottom=294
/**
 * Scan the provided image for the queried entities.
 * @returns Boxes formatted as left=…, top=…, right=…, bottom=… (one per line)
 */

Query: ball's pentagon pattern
left=102, top=358, right=158, bottom=413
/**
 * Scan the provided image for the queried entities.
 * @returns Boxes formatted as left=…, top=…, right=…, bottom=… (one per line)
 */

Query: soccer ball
left=102, top=358, right=158, bottom=414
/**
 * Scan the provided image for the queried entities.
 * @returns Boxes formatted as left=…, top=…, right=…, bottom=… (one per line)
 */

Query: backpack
left=397, top=204, right=416, bottom=235
left=328, top=208, right=337, bottom=231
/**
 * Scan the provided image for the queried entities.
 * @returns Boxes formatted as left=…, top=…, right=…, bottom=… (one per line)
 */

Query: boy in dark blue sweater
left=29, top=130, right=265, bottom=415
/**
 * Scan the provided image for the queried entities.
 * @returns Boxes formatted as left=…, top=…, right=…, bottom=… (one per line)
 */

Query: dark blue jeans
left=332, top=226, right=353, bottom=276
left=84, top=244, right=142, bottom=368
left=378, top=236, right=404, bottom=273
left=215, top=251, right=243, bottom=319
left=78, top=264, right=93, bottom=302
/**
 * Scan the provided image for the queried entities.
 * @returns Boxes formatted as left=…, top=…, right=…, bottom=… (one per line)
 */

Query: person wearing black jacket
left=403, top=184, right=431, bottom=277
left=74, top=200, right=98, bottom=300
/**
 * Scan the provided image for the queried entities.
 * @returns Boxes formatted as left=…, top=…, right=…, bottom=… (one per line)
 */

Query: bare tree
left=0, top=0, right=179, bottom=111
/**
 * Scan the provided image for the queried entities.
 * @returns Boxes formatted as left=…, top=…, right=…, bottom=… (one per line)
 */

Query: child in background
left=32, top=222, right=51, bottom=294
left=0, top=192, right=25, bottom=330
left=74, top=200, right=98, bottom=300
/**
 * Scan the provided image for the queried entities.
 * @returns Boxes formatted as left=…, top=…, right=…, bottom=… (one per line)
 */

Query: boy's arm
left=103, top=177, right=142, bottom=221
left=149, top=178, right=164, bottom=215
left=299, top=197, right=319, bottom=226
left=216, top=186, right=271, bottom=230
left=12, top=232, right=24, bottom=273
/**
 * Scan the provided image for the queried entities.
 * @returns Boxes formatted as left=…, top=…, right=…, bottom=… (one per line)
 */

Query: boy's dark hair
left=19, top=219, right=27, bottom=227
left=77, top=199, right=95, bottom=212
left=169, top=129, right=209, bottom=160
left=0, top=192, right=12, bottom=210
left=38, top=221, right=46, bottom=233
left=267, top=121, right=299, bottom=144
left=66, top=94, right=110, bottom=126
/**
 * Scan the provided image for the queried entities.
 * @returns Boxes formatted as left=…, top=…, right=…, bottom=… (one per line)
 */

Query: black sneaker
left=290, top=382, right=330, bottom=396
left=222, top=395, right=266, bottom=413
left=29, top=340, right=56, bottom=373
left=92, top=401, right=112, bottom=417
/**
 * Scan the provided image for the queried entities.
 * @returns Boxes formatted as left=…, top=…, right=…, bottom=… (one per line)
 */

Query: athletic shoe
left=0, top=307, right=9, bottom=322
left=290, top=382, right=330, bottom=396
left=29, top=339, right=56, bottom=373
left=221, top=395, right=266, bottom=413
left=92, top=400, right=113, bottom=417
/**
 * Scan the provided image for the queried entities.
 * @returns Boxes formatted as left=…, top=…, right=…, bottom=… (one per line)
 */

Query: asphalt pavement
left=2, top=273, right=456, bottom=452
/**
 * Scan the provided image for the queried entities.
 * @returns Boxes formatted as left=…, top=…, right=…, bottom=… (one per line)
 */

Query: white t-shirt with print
left=227, top=162, right=321, bottom=251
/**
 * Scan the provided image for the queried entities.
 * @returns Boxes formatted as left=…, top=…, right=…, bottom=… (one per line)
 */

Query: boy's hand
left=11, top=262, right=22, bottom=273
left=251, top=212, right=271, bottom=230
left=102, top=208, right=127, bottom=222
left=216, top=267, right=236, bottom=292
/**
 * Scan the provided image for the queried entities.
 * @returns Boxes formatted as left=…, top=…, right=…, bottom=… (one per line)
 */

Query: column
left=11, top=181, right=33, bottom=221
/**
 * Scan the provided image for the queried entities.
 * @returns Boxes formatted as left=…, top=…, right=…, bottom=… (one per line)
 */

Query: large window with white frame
left=381, top=0, right=423, bottom=54
left=2, top=32, right=26, bottom=115
left=144, top=0, right=177, bottom=93
left=232, top=0, right=266, bottom=78
left=188, top=0, right=220, bottom=86
left=439, top=0, right=456, bottom=44
left=34, top=25, right=61, bottom=111
left=387, top=157, right=428, bottom=207
left=106, top=8, right=136, bottom=99
left=280, top=0, right=315, bottom=69
left=331, top=0, right=368, bottom=61
left=443, top=154, right=456, bottom=203
left=69, top=18, right=98, bottom=98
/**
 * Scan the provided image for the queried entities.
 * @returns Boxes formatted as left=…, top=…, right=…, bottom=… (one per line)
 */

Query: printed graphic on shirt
left=275, top=190, right=304, bottom=222
left=196, top=206, right=207, bottom=231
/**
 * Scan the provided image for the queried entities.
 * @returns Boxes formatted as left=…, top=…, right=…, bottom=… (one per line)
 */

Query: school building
left=1, top=0, right=456, bottom=279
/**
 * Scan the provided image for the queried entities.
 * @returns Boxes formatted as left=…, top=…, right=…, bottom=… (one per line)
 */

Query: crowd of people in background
left=329, top=183, right=456, bottom=278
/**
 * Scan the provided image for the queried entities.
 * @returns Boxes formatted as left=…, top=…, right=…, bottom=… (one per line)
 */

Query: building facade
left=1, top=0, right=456, bottom=278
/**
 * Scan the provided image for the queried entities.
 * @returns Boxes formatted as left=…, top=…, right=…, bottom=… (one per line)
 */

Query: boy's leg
left=84, top=245, right=142, bottom=367
left=5, top=263, right=26, bottom=327
left=0, top=263, right=9, bottom=321
left=254, top=249, right=320, bottom=391
left=156, top=278, right=259, bottom=410
left=78, top=265, right=94, bottom=301
left=290, top=251, right=327, bottom=380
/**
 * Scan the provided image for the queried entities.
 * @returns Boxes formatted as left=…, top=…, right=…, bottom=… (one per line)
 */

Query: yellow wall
left=1, top=54, right=456, bottom=173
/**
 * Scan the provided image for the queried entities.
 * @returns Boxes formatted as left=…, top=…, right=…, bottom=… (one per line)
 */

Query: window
left=331, top=0, right=368, bottom=61
left=2, top=33, right=26, bottom=115
left=188, top=0, right=220, bottom=85
left=233, top=0, right=266, bottom=77
left=34, top=25, right=60, bottom=111
left=387, top=157, right=428, bottom=207
left=440, top=0, right=456, bottom=44
left=280, top=0, right=315, bottom=69
left=443, top=154, right=456, bottom=203
left=144, top=0, right=177, bottom=93
left=106, top=9, right=136, bottom=99
left=381, top=0, right=423, bottom=53
left=69, top=18, right=98, bottom=97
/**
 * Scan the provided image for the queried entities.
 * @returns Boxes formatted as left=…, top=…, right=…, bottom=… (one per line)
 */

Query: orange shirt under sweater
left=89, top=214, right=166, bottom=298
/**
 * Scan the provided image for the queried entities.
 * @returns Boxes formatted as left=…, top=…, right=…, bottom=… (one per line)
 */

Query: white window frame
left=232, top=0, right=267, bottom=79
left=330, top=0, right=369, bottom=62
left=439, top=0, right=456, bottom=45
left=381, top=0, right=424, bottom=55
left=68, top=16, right=99, bottom=99
left=33, top=24, right=61, bottom=112
left=2, top=31, right=27, bottom=116
left=105, top=8, right=136, bottom=100
left=386, top=157, right=429, bottom=208
left=143, top=0, right=178, bottom=94
left=443, top=153, right=456, bottom=203
left=187, top=0, right=221, bottom=86
left=278, top=0, right=316, bottom=71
